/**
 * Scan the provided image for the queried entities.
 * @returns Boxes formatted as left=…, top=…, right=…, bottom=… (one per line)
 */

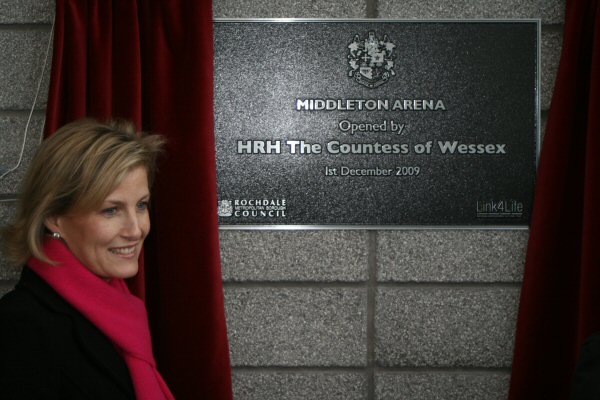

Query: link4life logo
left=347, top=31, right=396, bottom=88
left=476, top=200, right=524, bottom=218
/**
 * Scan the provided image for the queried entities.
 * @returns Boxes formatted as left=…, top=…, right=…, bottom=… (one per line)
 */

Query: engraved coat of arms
left=348, top=31, right=396, bottom=88
left=217, top=200, right=233, bottom=217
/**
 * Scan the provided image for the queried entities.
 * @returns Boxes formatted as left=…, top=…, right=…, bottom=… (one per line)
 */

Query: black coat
left=572, top=333, right=600, bottom=400
left=0, top=267, right=135, bottom=399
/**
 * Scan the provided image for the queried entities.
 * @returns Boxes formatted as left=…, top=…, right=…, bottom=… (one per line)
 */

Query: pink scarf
left=28, top=238, right=175, bottom=400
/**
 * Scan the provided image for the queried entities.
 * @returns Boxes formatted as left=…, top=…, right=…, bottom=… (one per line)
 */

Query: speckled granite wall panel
left=215, top=21, right=538, bottom=227
left=377, top=231, right=528, bottom=282
left=376, top=372, right=510, bottom=400
left=220, top=230, right=368, bottom=282
left=225, top=287, right=367, bottom=366
left=378, top=1, right=563, bottom=111
left=0, top=115, right=45, bottom=194
left=0, top=256, right=19, bottom=281
left=213, top=0, right=366, bottom=18
left=232, top=371, right=367, bottom=400
left=376, top=287, right=519, bottom=367
left=0, top=200, right=16, bottom=228
left=378, top=0, right=564, bottom=23
left=0, top=29, right=51, bottom=110
left=0, top=0, right=54, bottom=23
left=541, top=29, right=563, bottom=110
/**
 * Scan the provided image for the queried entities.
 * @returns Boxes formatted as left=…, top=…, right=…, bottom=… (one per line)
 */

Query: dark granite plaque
left=214, top=20, right=539, bottom=228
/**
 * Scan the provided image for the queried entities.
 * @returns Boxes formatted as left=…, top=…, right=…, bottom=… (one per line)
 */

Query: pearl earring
left=52, top=232, right=61, bottom=239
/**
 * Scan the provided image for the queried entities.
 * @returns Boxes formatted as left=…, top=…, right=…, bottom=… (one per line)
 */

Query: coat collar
left=17, top=266, right=134, bottom=397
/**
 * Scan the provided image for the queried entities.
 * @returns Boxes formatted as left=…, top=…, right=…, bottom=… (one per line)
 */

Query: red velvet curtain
left=509, top=0, right=600, bottom=398
left=44, top=1, right=233, bottom=399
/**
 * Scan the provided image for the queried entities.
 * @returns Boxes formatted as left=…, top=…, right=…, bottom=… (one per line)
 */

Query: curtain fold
left=44, top=1, right=233, bottom=399
left=509, top=0, right=600, bottom=398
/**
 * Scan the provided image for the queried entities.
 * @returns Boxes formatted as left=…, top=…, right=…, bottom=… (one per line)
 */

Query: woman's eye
left=137, top=201, right=149, bottom=211
left=101, top=207, right=117, bottom=216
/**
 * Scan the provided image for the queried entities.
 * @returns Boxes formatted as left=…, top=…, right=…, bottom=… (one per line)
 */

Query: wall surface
left=0, top=0, right=564, bottom=399
left=0, top=0, right=53, bottom=289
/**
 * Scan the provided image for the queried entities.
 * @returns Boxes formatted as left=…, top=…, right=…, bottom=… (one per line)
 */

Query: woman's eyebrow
left=104, top=194, right=151, bottom=205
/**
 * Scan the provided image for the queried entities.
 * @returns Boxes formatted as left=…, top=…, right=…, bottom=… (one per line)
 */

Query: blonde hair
left=1, top=118, right=165, bottom=265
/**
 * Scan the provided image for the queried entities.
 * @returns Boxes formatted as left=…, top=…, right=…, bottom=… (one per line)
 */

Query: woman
left=0, top=119, right=174, bottom=399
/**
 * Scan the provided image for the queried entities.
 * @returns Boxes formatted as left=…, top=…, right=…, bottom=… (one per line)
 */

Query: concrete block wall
left=0, top=1, right=564, bottom=399
left=0, top=0, right=53, bottom=287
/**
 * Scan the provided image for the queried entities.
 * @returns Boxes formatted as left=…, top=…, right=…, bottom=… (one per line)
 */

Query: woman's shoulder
left=0, top=281, right=44, bottom=317
left=0, top=271, right=64, bottom=398
left=0, top=289, right=53, bottom=340
left=0, top=268, right=70, bottom=376
left=0, top=267, right=72, bottom=330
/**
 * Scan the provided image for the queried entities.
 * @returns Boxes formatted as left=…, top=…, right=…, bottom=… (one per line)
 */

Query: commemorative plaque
left=214, top=20, right=539, bottom=228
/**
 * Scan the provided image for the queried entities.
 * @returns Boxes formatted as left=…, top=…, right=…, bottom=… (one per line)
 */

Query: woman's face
left=47, top=166, right=150, bottom=280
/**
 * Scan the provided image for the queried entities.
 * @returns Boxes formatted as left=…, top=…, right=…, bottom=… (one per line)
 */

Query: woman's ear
left=44, top=216, right=61, bottom=235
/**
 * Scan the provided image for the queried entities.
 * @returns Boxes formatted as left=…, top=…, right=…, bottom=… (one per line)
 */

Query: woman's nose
left=121, top=211, right=144, bottom=239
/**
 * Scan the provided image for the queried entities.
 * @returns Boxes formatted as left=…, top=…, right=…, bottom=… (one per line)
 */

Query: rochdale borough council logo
left=348, top=31, right=396, bottom=88
left=217, top=200, right=233, bottom=217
